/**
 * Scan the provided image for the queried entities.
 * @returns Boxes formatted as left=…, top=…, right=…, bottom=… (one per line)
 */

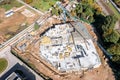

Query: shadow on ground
left=0, top=63, right=36, bottom=80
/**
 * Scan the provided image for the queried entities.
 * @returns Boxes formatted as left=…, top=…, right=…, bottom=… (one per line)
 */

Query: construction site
left=11, top=1, right=115, bottom=80
left=39, top=22, right=101, bottom=72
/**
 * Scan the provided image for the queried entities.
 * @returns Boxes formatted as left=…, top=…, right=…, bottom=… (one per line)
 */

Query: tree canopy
left=51, top=6, right=62, bottom=16
left=103, top=29, right=120, bottom=44
left=74, top=2, right=95, bottom=23
left=101, top=15, right=119, bottom=44
left=74, top=0, right=101, bottom=23
left=107, top=44, right=120, bottom=55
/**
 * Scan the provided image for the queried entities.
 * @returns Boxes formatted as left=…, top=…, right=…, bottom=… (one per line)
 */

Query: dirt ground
left=0, top=6, right=40, bottom=44
left=12, top=16, right=115, bottom=80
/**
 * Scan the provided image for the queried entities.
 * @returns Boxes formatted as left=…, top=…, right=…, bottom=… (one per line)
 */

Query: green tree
left=75, top=3, right=83, bottom=17
left=84, top=6, right=94, bottom=22
left=51, top=7, right=59, bottom=16
left=51, top=5, right=62, bottom=16
left=75, top=2, right=95, bottom=23
left=112, top=55, right=120, bottom=64
left=34, top=23, right=39, bottom=30
left=101, top=15, right=118, bottom=44
left=107, top=44, right=120, bottom=55
left=103, top=29, right=120, bottom=44
left=102, top=15, right=118, bottom=31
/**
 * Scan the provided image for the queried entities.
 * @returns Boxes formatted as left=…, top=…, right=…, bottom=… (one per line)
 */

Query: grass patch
left=108, top=2, right=120, bottom=19
left=34, top=23, right=39, bottom=30
left=0, top=0, right=23, bottom=11
left=0, top=58, right=8, bottom=73
left=29, top=0, right=58, bottom=11
left=4, top=24, right=28, bottom=41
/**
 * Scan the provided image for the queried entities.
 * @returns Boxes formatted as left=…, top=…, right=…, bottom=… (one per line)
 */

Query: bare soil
left=0, top=6, right=39, bottom=44
left=13, top=17, right=115, bottom=80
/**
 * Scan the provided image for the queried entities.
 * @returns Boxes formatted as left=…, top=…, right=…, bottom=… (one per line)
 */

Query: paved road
left=0, top=46, right=44, bottom=80
left=0, top=46, right=21, bottom=77
left=109, top=0, right=120, bottom=13
left=96, top=0, right=114, bottom=15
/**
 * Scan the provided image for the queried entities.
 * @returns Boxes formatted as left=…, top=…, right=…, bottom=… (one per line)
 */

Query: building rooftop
left=5, top=72, right=22, bottom=80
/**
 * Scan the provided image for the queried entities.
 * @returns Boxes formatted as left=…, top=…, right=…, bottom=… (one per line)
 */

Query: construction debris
left=40, top=23, right=101, bottom=72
